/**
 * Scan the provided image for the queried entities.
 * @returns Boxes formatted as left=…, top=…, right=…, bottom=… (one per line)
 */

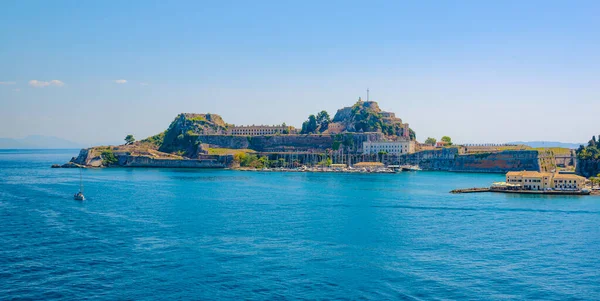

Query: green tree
left=281, top=122, right=290, bottom=134
left=441, top=136, right=453, bottom=145
left=590, top=176, right=600, bottom=189
left=301, top=114, right=318, bottom=134
left=316, top=110, right=331, bottom=133
left=409, top=128, right=416, bottom=141
left=318, top=157, right=332, bottom=166
left=124, top=134, right=135, bottom=145
left=332, top=141, right=341, bottom=151
left=589, top=136, right=597, bottom=148
left=424, top=137, right=436, bottom=145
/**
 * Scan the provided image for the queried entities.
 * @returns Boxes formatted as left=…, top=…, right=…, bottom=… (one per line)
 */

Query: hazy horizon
left=1, top=1, right=599, bottom=145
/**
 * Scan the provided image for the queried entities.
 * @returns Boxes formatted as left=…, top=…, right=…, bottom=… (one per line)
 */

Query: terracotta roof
left=506, top=171, right=551, bottom=177
left=506, top=171, right=522, bottom=176
left=522, top=171, right=552, bottom=177
left=553, top=174, right=586, bottom=180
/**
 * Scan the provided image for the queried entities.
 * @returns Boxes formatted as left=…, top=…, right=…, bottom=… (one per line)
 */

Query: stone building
left=227, top=125, right=294, bottom=136
left=326, top=122, right=346, bottom=134
left=362, top=140, right=416, bottom=155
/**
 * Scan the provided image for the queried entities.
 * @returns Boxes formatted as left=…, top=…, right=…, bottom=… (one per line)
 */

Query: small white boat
left=74, top=192, right=85, bottom=201
left=401, top=165, right=421, bottom=171
left=73, top=169, right=85, bottom=201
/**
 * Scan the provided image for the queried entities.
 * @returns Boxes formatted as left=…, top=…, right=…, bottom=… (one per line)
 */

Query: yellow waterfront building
left=552, top=173, right=587, bottom=190
left=505, top=171, right=587, bottom=190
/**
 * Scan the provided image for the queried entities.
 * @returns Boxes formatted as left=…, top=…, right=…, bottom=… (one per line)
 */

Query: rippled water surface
left=1, top=149, right=599, bottom=300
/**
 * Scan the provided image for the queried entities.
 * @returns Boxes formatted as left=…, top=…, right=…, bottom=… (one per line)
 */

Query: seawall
left=118, top=155, right=231, bottom=168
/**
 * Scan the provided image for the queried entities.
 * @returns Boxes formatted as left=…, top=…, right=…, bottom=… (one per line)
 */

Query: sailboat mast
left=79, top=169, right=83, bottom=193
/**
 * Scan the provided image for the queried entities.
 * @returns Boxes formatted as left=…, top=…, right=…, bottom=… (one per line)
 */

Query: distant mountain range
left=0, top=135, right=84, bottom=149
left=507, top=141, right=584, bottom=149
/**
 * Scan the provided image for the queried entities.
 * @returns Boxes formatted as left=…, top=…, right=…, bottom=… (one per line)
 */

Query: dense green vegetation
left=425, top=137, right=436, bottom=145
left=140, top=131, right=165, bottom=148
left=347, top=100, right=414, bottom=138
left=233, top=153, right=269, bottom=168
left=188, top=115, right=207, bottom=122
left=441, top=136, right=452, bottom=145
left=533, top=147, right=571, bottom=155
left=157, top=113, right=231, bottom=157
left=101, top=149, right=118, bottom=166
left=301, top=110, right=331, bottom=134
left=281, top=122, right=290, bottom=134
left=590, top=174, right=600, bottom=188
left=300, top=100, right=416, bottom=139
left=208, top=148, right=256, bottom=155
left=576, top=136, right=600, bottom=159
left=331, top=133, right=354, bottom=151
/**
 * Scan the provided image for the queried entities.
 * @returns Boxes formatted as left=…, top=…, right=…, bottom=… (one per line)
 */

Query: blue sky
left=1, top=0, right=599, bottom=145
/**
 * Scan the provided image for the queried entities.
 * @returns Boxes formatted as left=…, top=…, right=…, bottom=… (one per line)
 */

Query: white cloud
left=29, top=79, right=65, bottom=88
left=114, top=79, right=127, bottom=84
left=29, top=80, right=49, bottom=88
left=0, top=81, right=16, bottom=85
left=49, top=80, right=64, bottom=87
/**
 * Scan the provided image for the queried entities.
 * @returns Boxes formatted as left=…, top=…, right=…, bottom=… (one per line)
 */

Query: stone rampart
left=197, top=133, right=384, bottom=153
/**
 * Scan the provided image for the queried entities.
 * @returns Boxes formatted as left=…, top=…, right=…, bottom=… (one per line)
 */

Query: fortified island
left=58, top=98, right=581, bottom=177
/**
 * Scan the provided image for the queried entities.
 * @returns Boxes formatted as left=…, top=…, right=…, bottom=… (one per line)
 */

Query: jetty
left=450, top=188, right=490, bottom=194
left=451, top=187, right=590, bottom=195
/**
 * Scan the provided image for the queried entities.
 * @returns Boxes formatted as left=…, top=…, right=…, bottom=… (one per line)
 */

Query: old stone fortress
left=66, top=97, right=583, bottom=181
left=225, top=100, right=415, bottom=155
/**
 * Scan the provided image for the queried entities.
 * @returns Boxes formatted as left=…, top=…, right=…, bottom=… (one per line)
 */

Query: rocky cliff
left=331, top=100, right=413, bottom=139
left=158, top=113, right=229, bottom=156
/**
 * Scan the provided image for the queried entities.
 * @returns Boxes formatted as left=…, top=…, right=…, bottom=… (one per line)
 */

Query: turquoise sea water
left=1, top=149, right=599, bottom=300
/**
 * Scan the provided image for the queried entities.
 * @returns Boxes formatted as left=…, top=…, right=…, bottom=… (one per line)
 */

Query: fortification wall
left=197, top=133, right=384, bottom=152
left=257, top=149, right=543, bottom=173
left=395, top=149, right=541, bottom=173
left=69, top=148, right=231, bottom=168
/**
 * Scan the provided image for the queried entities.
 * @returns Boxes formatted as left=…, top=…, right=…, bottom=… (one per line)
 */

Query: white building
left=363, top=141, right=415, bottom=155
